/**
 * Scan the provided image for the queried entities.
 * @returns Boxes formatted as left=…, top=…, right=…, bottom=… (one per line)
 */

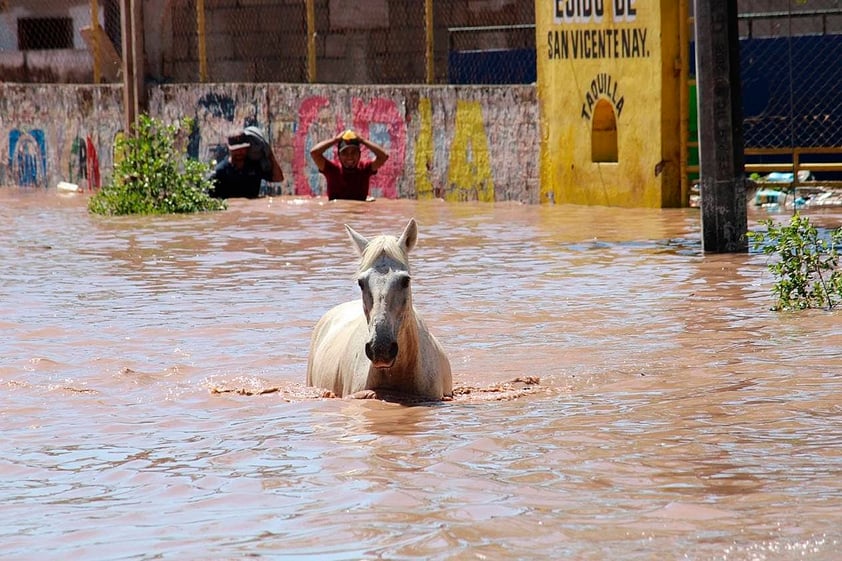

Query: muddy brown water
left=2, top=189, right=840, bottom=560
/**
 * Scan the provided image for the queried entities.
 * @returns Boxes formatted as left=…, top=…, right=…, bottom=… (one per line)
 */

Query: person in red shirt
left=310, top=130, right=389, bottom=201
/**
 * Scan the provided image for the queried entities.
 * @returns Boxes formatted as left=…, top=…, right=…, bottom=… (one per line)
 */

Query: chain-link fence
left=0, top=0, right=535, bottom=85
left=167, top=0, right=535, bottom=84
left=739, top=3, right=842, bottom=183
left=0, top=0, right=535, bottom=84
left=687, top=1, right=842, bottom=187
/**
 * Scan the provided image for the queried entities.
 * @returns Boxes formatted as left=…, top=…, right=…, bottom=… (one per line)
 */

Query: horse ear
left=398, top=218, right=418, bottom=253
left=345, top=224, right=369, bottom=255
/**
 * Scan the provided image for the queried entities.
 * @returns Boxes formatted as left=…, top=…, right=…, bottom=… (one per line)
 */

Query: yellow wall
left=537, top=0, right=682, bottom=207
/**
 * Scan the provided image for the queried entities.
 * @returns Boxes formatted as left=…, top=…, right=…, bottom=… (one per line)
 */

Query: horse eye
left=357, top=278, right=365, bottom=290
left=399, top=275, right=410, bottom=289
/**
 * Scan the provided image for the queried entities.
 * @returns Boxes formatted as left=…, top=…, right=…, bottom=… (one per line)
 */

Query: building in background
left=0, top=0, right=120, bottom=82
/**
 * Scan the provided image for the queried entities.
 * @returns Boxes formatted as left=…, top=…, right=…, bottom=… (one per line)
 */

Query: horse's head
left=346, top=218, right=418, bottom=369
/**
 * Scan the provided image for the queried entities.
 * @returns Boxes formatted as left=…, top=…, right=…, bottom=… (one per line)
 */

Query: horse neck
left=394, top=304, right=421, bottom=370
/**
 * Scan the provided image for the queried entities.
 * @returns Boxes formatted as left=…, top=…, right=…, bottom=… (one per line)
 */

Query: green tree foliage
left=748, top=213, right=842, bottom=311
left=88, top=115, right=226, bottom=215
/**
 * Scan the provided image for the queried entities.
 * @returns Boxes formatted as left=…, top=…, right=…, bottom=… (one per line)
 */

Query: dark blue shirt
left=209, top=158, right=268, bottom=199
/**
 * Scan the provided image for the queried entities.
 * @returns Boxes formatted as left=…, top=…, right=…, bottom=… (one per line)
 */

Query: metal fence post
left=90, top=0, right=101, bottom=83
left=307, top=0, right=316, bottom=83
left=120, top=0, right=145, bottom=132
left=197, top=0, right=207, bottom=82
left=425, top=0, right=434, bottom=84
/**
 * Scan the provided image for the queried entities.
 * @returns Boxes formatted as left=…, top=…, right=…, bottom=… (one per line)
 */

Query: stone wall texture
left=0, top=83, right=539, bottom=203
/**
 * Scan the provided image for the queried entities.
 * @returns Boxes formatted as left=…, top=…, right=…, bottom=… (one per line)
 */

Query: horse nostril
left=365, top=342, right=374, bottom=360
left=389, top=342, right=399, bottom=360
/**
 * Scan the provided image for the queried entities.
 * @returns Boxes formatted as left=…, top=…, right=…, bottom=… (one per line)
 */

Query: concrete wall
left=0, top=84, right=124, bottom=189
left=0, top=83, right=539, bottom=203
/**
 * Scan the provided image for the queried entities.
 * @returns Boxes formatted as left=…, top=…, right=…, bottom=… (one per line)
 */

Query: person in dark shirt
left=209, top=127, right=284, bottom=199
left=309, top=129, right=389, bottom=201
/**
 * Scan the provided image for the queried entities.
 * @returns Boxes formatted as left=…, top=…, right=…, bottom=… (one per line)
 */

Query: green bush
left=748, top=213, right=842, bottom=311
left=88, top=114, right=226, bottom=215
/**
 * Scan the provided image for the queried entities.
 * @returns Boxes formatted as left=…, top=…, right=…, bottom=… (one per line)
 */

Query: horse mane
left=357, top=235, right=410, bottom=274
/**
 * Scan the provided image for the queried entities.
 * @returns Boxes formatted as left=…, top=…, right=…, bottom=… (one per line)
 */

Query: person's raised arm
left=268, top=149, right=284, bottom=182
left=359, top=136, right=389, bottom=171
left=309, top=132, right=343, bottom=172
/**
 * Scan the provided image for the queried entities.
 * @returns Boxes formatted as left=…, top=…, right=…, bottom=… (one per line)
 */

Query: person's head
left=338, top=131, right=361, bottom=169
left=227, top=133, right=251, bottom=168
left=243, top=126, right=269, bottom=162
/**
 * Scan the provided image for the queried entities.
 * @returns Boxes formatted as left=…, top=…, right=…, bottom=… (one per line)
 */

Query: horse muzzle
left=365, top=341, right=398, bottom=369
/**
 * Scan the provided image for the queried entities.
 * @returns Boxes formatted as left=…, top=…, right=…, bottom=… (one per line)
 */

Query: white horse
left=306, top=218, right=452, bottom=400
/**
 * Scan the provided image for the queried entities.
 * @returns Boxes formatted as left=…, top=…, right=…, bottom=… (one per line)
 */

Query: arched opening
left=591, top=99, right=618, bottom=162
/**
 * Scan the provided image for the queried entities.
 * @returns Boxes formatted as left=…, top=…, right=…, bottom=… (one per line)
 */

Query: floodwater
left=1, top=189, right=840, bottom=561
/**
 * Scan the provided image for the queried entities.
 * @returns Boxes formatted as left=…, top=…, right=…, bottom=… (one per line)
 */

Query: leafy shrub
left=748, top=213, right=842, bottom=310
left=88, top=114, right=226, bottom=215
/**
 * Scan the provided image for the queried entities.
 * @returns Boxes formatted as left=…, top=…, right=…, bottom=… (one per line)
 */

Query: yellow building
left=537, top=0, right=683, bottom=207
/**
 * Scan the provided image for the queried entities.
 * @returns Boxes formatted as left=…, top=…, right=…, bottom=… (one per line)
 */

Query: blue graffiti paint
left=9, top=129, right=47, bottom=187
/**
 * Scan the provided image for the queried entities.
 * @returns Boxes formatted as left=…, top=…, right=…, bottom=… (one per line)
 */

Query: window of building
left=591, top=99, right=618, bottom=163
left=18, top=17, right=73, bottom=50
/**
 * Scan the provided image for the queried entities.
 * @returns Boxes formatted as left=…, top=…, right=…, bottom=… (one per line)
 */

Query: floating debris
left=209, top=376, right=547, bottom=403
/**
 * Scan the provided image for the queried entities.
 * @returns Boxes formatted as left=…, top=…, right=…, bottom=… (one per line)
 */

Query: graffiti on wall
left=414, top=98, right=439, bottom=199
left=0, top=84, right=121, bottom=190
left=1, top=84, right=537, bottom=202
left=9, top=129, right=47, bottom=187
left=291, top=95, right=408, bottom=199
left=187, top=91, right=500, bottom=200
left=447, top=100, right=495, bottom=202
left=293, top=95, right=333, bottom=198
left=5, top=128, right=106, bottom=190
left=62, top=135, right=102, bottom=190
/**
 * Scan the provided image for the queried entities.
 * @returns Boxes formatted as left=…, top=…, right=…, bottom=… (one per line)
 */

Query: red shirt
left=321, top=159, right=376, bottom=201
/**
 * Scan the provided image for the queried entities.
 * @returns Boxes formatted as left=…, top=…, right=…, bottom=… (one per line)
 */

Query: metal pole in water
left=693, top=0, right=748, bottom=253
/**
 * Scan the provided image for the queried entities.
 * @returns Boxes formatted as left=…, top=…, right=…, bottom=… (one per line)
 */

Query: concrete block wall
left=0, top=83, right=539, bottom=203
left=158, top=0, right=533, bottom=85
